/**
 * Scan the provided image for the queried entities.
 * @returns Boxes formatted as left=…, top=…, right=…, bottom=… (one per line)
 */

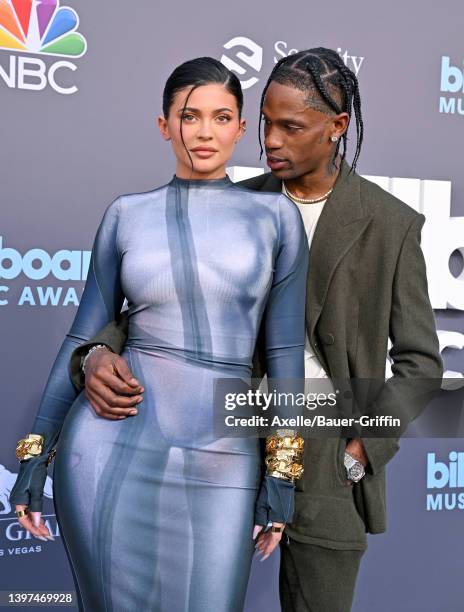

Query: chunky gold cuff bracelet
left=15, top=434, right=44, bottom=461
left=266, top=434, right=305, bottom=455
left=265, top=433, right=305, bottom=482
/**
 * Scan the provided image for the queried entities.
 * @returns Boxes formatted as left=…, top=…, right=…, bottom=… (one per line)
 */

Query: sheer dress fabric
left=33, top=175, right=308, bottom=611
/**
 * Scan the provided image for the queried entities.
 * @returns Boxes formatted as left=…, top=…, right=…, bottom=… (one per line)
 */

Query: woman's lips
left=191, top=149, right=217, bottom=158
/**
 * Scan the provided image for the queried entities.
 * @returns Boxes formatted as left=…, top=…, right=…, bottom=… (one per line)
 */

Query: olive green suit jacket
left=70, top=162, right=443, bottom=550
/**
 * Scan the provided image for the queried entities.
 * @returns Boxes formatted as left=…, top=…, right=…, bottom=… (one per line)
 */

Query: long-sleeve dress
left=27, top=175, right=308, bottom=611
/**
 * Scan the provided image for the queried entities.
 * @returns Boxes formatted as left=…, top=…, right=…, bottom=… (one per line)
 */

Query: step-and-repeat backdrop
left=1, top=1, right=463, bottom=610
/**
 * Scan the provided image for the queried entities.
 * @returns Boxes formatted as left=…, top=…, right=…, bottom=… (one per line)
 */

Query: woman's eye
left=217, top=115, right=231, bottom=122
left=181, top=114, right=196, bottom=122
left=286, top=125, right=302, bottom=131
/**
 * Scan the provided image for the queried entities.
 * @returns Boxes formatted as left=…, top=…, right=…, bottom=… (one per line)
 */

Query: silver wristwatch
left=344, top=451, right=365, bottom=482
left=81, top=344, right=109, bottom=375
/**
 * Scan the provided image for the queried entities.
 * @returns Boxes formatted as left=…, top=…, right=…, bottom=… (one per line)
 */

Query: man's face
left=262, top=81, right=346, bottom=180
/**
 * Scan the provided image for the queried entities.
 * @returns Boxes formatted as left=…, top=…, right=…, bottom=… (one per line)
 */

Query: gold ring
left=271, top=525, right=284, bottom=533
left=16, top=509, right=28, bottom=518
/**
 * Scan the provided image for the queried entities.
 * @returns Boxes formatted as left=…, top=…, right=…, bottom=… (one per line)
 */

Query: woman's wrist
left=15, top=434, right=44, bottom=461
left=264, top=432, right=305, bottom=483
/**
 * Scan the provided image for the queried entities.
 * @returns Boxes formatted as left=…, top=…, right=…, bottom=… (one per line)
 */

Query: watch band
left=81, top=344, right=110, bottom=375
left=344, top=451, right=365, bottom=482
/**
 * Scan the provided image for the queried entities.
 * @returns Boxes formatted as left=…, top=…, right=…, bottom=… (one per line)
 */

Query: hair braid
left=336, top=61, right=363, bottom=169
left=303, top=55, right=346, bottom=166
left=258, top=55, right=292, bottom=159
left=304, top=57, right=342, bottom=114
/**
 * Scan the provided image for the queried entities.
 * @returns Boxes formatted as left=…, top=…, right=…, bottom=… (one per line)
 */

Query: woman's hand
left=15, top=505, right=54, bottom=541
left=253, top=474, right=294, bottom=560
left=84, top=349, right=144, bottom=420
left=253, top=522, right=284, bottom=561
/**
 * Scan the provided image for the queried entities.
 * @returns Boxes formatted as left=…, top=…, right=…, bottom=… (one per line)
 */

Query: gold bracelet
left=266, top=434, right=305, bottom=456
left=265, top=433, right=305, bottom=482
left=15, top=434, right=44, bottom=461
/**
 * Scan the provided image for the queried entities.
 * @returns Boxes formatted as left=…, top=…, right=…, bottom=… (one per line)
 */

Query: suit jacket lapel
left=251, top=166, right=372, bottom=340
left=306, top=162, right=372, bottom=339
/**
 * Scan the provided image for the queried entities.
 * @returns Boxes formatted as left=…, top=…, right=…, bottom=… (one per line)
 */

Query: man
left=70, top=48, right=443, bottom=611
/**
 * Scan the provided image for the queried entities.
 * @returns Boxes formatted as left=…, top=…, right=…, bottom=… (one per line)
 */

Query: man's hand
left=84, top=348, right=144, bottom=420
left=345, top=438, right=369, bottom=467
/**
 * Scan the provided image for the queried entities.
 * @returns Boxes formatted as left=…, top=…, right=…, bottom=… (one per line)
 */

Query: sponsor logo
left=0, top=0, right=87, bottom=94
left=439, top=56, right=464, bottom=116
left=0, top=236, right=90, bottom=281
left=220, top=36, right=263, bottom=90
left=221, top=36, right=365, bottom=90
left=0, top=463, right=59, bottom=555
left=274, top=42, right=364, bottom=76
left=426, top=452, right=464, bottom=511
left=0, top=236, right=89, bottom=306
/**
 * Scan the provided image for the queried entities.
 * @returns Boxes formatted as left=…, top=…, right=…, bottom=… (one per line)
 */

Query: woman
left=10, top=57, right=308, bottom=611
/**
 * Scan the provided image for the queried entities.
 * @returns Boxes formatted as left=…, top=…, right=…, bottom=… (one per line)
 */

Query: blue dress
left=33, top=175, right=308, bottom=611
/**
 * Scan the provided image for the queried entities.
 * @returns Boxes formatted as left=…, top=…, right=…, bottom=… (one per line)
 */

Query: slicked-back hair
left=259, top=47, right=364, bottom=172
left=163, top=57, right=243, bottom=174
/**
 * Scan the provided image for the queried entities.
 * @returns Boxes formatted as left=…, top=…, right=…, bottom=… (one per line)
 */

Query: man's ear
left=158, top=115, right=171, bottom=141
left=331, top=112, right=350, bottom=140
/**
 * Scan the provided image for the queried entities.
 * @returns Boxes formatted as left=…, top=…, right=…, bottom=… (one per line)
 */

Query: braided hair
left=258, top=47, right=363, bottom=172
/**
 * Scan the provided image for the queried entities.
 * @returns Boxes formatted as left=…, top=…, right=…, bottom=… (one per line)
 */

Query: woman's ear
left=158, top=115, right=171, bottom=141
left=235, top=118, right=247, bottom=144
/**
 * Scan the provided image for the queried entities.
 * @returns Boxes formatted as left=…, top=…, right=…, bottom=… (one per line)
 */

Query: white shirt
left=282, top=186, right=329, bottom=380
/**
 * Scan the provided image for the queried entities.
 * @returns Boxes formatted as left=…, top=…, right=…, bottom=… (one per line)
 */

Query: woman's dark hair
left=163, top=56, right=243, bottom=118
left=162, top=57, right=243, bottom=173
left=258, top=47, right=364, bottom=172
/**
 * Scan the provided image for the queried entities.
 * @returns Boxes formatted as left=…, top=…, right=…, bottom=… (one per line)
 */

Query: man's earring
left=330, top=135, right=338, bottom=142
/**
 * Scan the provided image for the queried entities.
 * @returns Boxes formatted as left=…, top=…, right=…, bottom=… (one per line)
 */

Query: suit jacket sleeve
left=361, top=214, right=443, bottom=474
left=69, top=312, right=129, bottom=391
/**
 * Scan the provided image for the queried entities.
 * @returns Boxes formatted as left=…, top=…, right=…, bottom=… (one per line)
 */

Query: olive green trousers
left=279, top=537, right=365, bottom=612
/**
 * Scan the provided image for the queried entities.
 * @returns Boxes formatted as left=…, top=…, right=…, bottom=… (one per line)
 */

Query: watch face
left=348, top=462, right=365, bottom=482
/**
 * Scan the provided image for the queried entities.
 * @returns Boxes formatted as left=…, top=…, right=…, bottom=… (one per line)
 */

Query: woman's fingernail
left=130, top=410, right=138, bottom=415
left=137, top=397, right=143, bottom=404
left=45, top=535, right=55, bottom=541
left=130, top=378, right=139, bottom=385
left=36, top=535, right=48, bottom=541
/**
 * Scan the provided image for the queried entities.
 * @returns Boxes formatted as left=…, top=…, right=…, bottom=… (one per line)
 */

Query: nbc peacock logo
left=0, top=0, right=86, bottom=57
left=0, top=0, right=87, bottom=94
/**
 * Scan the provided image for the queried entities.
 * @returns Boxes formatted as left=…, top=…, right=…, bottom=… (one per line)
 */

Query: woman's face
left=158, top=83, right=246, bottom=180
